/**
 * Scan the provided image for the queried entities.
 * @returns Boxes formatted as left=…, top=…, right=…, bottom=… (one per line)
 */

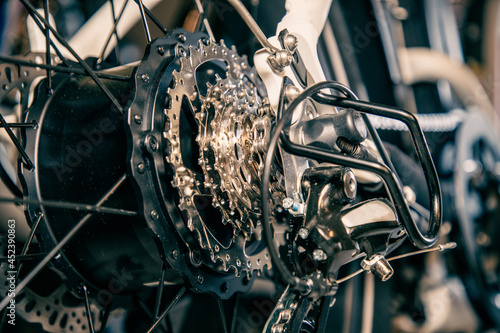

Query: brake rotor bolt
left=177, top=34, right=186, bottom=42
left=150, top=210, right=159, bottom=220
left=298, top=228, right=309, bottom=240
left=313, top=248, right=328, bottom=261
left=141, top=74, right=150, bottom=83
left=137, top=163, right=145, bottom=174
left=157, top=46, right=165, bottom=55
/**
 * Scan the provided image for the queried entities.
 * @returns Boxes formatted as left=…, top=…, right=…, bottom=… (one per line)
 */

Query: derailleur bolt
left=343, top=169, right=357, bottom=200
left=298, top=228, right=309, bottom=240
left=283, top=33, right=298, bottom=53
left=312, top=248, right=328, bottom=262
left=267, top=49, right=293, bottom=73
left=284, top=85, right=300, bottom=102
left=282, top=197, right=294, bottom=209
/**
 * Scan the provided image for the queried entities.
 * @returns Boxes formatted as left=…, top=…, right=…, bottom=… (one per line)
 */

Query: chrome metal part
left=164, top=38, right=280, bottom=276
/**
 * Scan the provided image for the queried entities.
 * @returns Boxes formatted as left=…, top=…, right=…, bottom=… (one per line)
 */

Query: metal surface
left=126, top=29, right=257, bottom=297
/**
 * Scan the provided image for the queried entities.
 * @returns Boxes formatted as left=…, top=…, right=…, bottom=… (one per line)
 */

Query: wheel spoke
left=137, top=300, right=168, bottom=333
left=0, top=174, right=128, bottom=312
left=43, top=0, right=52, bottom=93
left=21, top=8, right=71, bottom=68
left=229, top=293, right=240, bottom=333
left=0, top=197, right=137, bottom=216
left=0, top=56, right=130, bottom=81
left=0, top=113, right=33, bottom=170
left=20, top=211, right=43, bottom=257
left=146, top=287, right=186, bottom=333
left=217, top=297, right=228, bottom=333
left=0, top=253, right=46, bottom=263
left=0, top=162, right=22, bottom=198
left=19, top=0, right=124, bottom=112
left=153, top=261, right=167, bottom=319
left=109, top=0, right=123, bottom=63
left=0, top=121, right=37, bottom=128
left=194, top=0, right=215, bottom=40
left=136, top=0, right=152, bottom=43
left=134, top=0, right=167, bottom=34
left=98, top=0, right=129, bottom=64
left=83, top=284, right=96, bottom=333
left=98, top=301, right=113, bottom=333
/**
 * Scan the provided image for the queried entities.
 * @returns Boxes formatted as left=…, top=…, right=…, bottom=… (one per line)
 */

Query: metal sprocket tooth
left=163, top=38, right=276, bottom=277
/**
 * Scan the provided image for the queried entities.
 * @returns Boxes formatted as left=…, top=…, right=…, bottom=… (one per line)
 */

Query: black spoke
left=0, top=121, right=37, bottom=128
left=43, top=0, right=52, bottom=94
left=109, top=0, right=122, bottom=63
left=0, top=196, right=137, bottom=217
left=136, top=0, right=152, bottom=43
left=99, top=0, right=129, bottom=63
left=153, top=261, right=167, bottom=319
left=137, top=300, right=168, bottom=333
left=230, top=293, right=240, bottom=333
left=98, top=300, right=113, bottom=333
left=0, top=174, right=127, bottom=312
left=0, top=253, right=46, bottom=263
left=19, top=2, right=70, bottom=68
left=146, top=287, right=186, bottom=333
left=19, top=0, right=124, bottom=112
left=217, top=297, right=229, bottom=333
left=0, top=56, right=130, bottom=81
left=194, top=0, right=215, bottom=40
left=0, top=162, right=22, bottom=198
left=0, top=113, right=33, bottom=170
left=134, top=0, right=167, bottom=34
left=21, top=211, right=43, bottom=257
left=23, top=13, right=70, bottom=67
left=83, top=284, right=96, bottom=333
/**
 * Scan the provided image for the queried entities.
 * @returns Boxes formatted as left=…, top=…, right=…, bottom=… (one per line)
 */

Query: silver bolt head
left=284, top=34, right=298, bottom=53
left=312, top=248, right=328, bottom=261
left=275, top=49, right=293, bottom=68
left=298, top=227, right=309, bottom=240
left=343, top=169, right=357, bottom=200
left=283, top=197, right=294, bottom=209
left=285, top=85, right=300, bottom=102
